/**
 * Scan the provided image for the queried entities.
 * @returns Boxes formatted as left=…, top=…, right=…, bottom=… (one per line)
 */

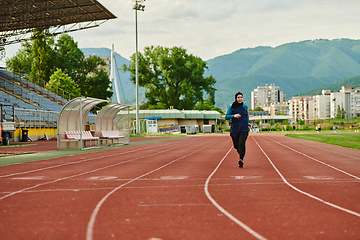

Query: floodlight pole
left=133, top=0, right=145, bottom=135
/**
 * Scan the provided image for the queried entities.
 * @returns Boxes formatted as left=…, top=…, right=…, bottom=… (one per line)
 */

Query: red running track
left=0, top=134, right=359, bottom=240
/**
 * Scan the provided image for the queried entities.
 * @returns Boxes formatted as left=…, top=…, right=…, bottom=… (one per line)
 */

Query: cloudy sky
left=2, top=0, right=360, bottom=66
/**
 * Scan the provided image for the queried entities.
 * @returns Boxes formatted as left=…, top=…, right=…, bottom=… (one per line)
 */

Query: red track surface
left=0, top=134, right=359, bottom=240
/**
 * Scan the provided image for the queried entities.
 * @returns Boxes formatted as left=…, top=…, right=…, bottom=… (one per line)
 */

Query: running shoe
left=238, top=159, right=244, bottom=168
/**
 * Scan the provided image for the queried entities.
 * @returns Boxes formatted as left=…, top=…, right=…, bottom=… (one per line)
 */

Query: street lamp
left=133, top=0, right=145, bottom=135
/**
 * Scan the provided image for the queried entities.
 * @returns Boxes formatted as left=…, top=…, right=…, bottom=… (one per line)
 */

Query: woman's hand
left=234, top=114, right=241, bottom=118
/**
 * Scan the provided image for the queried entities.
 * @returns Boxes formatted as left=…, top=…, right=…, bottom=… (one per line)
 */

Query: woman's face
left=236, top=94, right=243, bottom=104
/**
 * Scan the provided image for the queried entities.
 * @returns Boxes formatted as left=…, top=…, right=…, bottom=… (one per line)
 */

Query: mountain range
left=293, top=76, right=360, bottom=97
left=204, top=38, right=360, bottom=108
left=82, top=38, right=360, bottom=109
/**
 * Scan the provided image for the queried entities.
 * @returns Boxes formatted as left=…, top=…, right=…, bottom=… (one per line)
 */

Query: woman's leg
left=237, top=131, right=249, bottom=160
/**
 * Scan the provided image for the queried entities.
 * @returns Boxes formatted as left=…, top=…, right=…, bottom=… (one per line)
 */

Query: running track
left=0, top=134, right=359, bottom=240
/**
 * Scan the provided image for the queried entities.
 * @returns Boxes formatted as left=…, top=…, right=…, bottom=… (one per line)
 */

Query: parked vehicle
left=1, top=104, right=16, bottom=145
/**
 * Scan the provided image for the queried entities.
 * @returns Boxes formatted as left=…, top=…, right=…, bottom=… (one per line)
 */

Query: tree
left=5, top=44, right=32, bottom=75
left=341, top=107, right=346, bottom=119
left=0, top=46, right=5, bottom=60
left=195, top=99, right=214, bottom=111
left=55, top=34, right=85, bottom=84
left=6, top=29, right=57, bottom=84
left=335, top=105, right=347, bottom=119
left=6, top=33, right=113, bottom=101
left=297, top=118, right=305, bottom=125
left=123, top=46, right=216, bottom=110
left=46, top=68, right=80, bottom=97
left=194, top=99, right=225, bottom=115
left=253, top=107, right=264, bottom=111
left=29, top=30, right=56, bottom=84
left=335, top=105, right=342, bottom=119
left=208, top=88, right=216, bottom=106
left=79, top=55, right=113, bottom=100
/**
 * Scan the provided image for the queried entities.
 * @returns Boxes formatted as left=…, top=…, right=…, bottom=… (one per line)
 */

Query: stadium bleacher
left=0, top=69, right=68, bottom=127
left=0, top=69, right=97, bottom=129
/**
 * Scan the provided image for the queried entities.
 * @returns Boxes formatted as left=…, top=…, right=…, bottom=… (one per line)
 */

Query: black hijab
left=232, top=92, right=244, bottom=108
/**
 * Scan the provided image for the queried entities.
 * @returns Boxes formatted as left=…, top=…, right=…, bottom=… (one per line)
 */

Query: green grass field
left=286, top=132, right=360, bottom=150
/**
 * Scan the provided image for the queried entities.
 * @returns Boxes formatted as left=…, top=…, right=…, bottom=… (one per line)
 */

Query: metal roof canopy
left=94, top=103, right=131, bottom=137
left=0, top=0, right=116, bottom=46
left=57, top=97, right=107, bottom=150
left=126, top=109, right=222, bottom=120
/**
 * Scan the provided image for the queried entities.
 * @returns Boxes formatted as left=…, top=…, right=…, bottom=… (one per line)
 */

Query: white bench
left=100, top=130, right=124, bottom=145
left=64, top=131, right=99, bottom=147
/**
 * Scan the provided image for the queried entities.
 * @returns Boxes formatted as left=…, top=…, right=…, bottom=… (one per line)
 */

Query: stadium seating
left=0, top=69, right=97, bottom=129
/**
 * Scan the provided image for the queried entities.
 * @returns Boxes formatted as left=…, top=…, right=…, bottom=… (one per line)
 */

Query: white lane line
left=0, top=141, right=178, bottom=178
left=0, top=139, right=198, bottom=201
left=264, top=136, right=360, bottom=180
left=204, top=148, right=267, bottom=240
left=159, top=176, right=188, bottom=180
left=303, top=176, right=334, bottom=180
left=88, top=176, right=118, bottom=180
left=232, top=176, right=262, bottom=180
left=86, top=140, right=219, bottom=240
left=12, top=176, right=44, bottom=180
left=301, top=142, right=360, bottom=160
left=252, top=136, right=360, bottom=218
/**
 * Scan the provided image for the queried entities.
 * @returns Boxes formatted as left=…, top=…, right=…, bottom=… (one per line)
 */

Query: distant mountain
left=82, top=39, right=360, bottom=110
left=81, top=48, right=145, bottom=105
left=293, top=76, right=360, bottom=96
left=205, top=38, right=360, bottom=109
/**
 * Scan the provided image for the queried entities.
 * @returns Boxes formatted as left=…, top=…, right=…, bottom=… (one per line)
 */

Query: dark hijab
left=232, top=92, right=244, bottom=108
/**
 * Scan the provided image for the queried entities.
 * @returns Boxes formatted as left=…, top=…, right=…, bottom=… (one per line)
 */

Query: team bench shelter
left=57, top=97, right=130, bottom=150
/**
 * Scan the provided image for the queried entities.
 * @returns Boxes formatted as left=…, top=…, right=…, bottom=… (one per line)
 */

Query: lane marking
left=264, top=136, right=360, bottom=180
left=0, top=141, right=181, bottom=178
left=0, top=138, right=204, bottom=201
left=138, top=203, right=211, bottom=207
left=303, top=176, right=334, bottom=180
left=204, top=147, right=267, bottom=240
left=252, top=136, right=360, bottom=218
left=233, top=176, right=262, bottom=180
left=301, top=142, right=360, bottom=160
left=159, top=176, right=188, bottom=180
left=12, top=176, right=44, bottom=180
left=86, top=139, right=220, bottom=240
left=88, top=176, right=118, bottom=180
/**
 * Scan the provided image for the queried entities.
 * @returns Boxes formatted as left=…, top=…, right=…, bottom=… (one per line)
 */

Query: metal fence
left=14, top=108, right=96, bottom=129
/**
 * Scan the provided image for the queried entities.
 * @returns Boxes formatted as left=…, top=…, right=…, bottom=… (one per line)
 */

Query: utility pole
left=133, top=0, right=145, bottom=135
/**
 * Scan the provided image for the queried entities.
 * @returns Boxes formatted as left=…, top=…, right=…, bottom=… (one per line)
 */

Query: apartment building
left=251, top=84, right=286, bottom=109
left=330, top=86, right=359, bottom=118
left=288, top=86, right=360, bottom=122
left=288, top=96, right=312, bottom=121
left=312, top=91, right=331, bottom=119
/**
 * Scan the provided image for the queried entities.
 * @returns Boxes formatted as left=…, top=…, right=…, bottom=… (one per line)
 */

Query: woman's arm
left=225, top=105, right=234, bottom=120
left=245, top=106, right=252, bottom=128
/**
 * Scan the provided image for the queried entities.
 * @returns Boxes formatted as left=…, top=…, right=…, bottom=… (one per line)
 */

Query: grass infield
left=286, top=132, right=360, bottom=150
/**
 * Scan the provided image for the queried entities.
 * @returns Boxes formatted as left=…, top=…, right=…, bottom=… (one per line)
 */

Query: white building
left=356, top=89, right=360, bottom=117
left=311, top=92, right=331, bottom=119
left=330, top=86, right=359, bottom=118
left=288, top=96, right=312, bottom=121
left=269, top=102, right=289, bottom=116
left=288, top=86, right=360, bottom=122
left=251, top=84, right=286, bottom=109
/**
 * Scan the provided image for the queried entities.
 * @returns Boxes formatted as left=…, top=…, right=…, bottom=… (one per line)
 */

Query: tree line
left=5, top=31, right=222, bottom=113
left=6, top=30, right=112, bottom=101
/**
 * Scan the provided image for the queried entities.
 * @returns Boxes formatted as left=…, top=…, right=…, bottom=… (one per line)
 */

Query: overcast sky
left=2, top=0, right=360, bottom=66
